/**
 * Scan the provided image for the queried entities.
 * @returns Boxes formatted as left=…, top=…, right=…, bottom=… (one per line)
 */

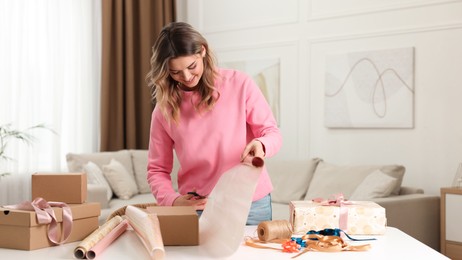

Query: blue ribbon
left=291, top=228, right=376, bottom=248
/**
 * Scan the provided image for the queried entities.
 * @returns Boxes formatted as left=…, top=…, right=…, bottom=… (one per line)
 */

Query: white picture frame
left=325, top=47, right=415, bottom=128
left=452, top=163, right=462, bottom=187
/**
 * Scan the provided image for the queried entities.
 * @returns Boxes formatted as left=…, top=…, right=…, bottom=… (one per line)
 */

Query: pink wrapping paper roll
left=73, top=215, right=123, bottom=259
left=86, top=219, right=130, bottom=259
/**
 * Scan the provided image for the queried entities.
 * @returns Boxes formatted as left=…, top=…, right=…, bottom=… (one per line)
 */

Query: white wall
left=176, top=0, right=462, bottom=195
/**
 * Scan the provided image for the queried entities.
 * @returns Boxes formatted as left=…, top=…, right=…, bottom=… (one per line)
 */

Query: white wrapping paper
left=125, top=205, right=165, bottom=260
left=198, top=157, right=263, bottom=257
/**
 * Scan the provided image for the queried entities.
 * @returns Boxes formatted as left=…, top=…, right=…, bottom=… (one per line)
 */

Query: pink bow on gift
left=312, top=193, right=351, bottom=232
left=312, top=193, right=348, bottom=205
left=4, top=197, right=73, bottom=245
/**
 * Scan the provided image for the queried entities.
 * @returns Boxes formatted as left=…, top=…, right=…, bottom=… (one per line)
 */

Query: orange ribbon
left=4, top=197, right=73, bottom=245
left=292, top=234, right=371, bottom=258
left=245, top=234, right=371, bottom=258
left=282, top=240, right=301, bottom=253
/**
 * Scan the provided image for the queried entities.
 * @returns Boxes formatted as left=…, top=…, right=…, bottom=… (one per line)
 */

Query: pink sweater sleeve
left=242, top=74, right=282, bottom=158
left=146, top=109, right=180, bottom=206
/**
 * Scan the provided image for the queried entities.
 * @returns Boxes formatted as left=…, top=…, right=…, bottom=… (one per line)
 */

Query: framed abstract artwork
left=324, top=47, right=415, bottom=128
left=453, top=163, right=462, bottom=188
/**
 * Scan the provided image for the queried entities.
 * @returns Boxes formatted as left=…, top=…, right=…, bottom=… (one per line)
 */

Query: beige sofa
left=66, top=149, right=440, bottom=250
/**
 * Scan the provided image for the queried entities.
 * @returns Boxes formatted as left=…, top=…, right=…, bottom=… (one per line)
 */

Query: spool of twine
left=257, top=220, right=293, bottom=242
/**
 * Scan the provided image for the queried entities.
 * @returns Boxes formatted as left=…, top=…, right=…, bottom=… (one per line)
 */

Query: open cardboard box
left=0, top=202, right=100, bottom=250
left=147, top=206, right=199, bottom=246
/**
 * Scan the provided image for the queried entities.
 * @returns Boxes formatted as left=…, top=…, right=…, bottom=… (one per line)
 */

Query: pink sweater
left=147, top=68, right=282, bottom=206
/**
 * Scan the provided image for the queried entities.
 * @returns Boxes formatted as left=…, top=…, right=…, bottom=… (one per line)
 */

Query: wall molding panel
left=308, top=22, right=462, bottom=43
left=307, top=0, right=460, bottom=21
left=197, top=0, right=300, bottom=34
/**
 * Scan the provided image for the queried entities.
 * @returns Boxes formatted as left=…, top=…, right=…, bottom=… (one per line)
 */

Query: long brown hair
left=146, top=22, right=219, bottom=123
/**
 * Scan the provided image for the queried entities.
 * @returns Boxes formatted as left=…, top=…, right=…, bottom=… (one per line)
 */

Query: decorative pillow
left=349, top=169, right=398, bottom=200
left=130, top=149, right=181, bottom=193
left=66, top=150, right=134, bottom=178
left=102, top=159, right=139, bottom=200
left=130, top=150, right=150, bottom=193
left=304, top=160, right=405, bottom=200
left=83, top=161, right=113, bottom=201
left=267, top=158, right=322, bottom=203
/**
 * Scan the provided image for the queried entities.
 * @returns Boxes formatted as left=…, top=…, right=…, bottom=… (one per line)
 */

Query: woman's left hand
left=241, top=139, right=265, bottom=161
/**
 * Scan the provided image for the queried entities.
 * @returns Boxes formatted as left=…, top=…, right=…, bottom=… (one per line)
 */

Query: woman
left=145, top=22, right=282, bottom=225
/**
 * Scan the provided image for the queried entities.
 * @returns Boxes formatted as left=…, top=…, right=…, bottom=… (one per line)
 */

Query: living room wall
left=176, top=0, right=462, bottom=195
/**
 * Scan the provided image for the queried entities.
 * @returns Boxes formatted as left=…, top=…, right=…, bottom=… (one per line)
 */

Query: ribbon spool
left=257, top=220, right=293, bottom=242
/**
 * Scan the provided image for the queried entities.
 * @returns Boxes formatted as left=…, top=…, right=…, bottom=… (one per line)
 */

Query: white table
left=0, top=226, right=449, bottom=259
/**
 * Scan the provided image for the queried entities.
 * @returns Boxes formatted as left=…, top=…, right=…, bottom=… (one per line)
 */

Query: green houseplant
left=0, top=123, right=51, bottom=177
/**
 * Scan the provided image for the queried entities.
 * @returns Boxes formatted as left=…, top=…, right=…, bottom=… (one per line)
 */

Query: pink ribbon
left=4, top=197, right=73, bottom=245
left=312, top=193, right=350, bottom=232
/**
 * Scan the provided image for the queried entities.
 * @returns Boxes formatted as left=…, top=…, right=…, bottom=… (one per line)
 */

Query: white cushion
left=304, top=160, right=405, bottom=200
left=130, top=150, right=150, bottom=194
left=102, top=159, right=139, bottom=200
left=83, top=161, right=113, bottom=201
left=130, top=149, right=181, bottom=193
left=267, top=158, right=322, bottom=203
left=66, top=150, right=135, bottom=178
left=349, top=169, right=398, bottom=200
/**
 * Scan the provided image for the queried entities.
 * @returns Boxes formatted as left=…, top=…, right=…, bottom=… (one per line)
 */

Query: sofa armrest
left=373, top=194, right=440, bottom=251
left=87, top=184, right=109, bottom=209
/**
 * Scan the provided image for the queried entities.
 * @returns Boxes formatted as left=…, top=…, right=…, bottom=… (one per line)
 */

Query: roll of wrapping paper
left=198, top=156, right=264, bottom=257
left=125, top=205, right=165, bottom=260
left=257, top=220, right=293, bottom=242
left=86, top=219, right=130, bottom=259
left=73, top=215, right=123, bottom=259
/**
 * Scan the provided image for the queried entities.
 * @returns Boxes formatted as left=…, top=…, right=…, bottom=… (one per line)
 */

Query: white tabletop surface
left=0, top=226, right=449, bottom=260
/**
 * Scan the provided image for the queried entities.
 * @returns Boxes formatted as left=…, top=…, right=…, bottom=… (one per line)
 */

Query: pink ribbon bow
left=4, top=197, right=73, bottom=245
left=312, top=193, right=348, bottom=205
left=312, top=193, right=351, bottom=232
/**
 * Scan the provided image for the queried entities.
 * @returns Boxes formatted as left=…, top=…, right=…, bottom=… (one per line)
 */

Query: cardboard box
left=290, top=200, right=387, bottom=235
left=32, top=172, right=87, bottom=203
left=146, top=206, right=199, bottom=246
left=0, top=202, right=100, bottom=250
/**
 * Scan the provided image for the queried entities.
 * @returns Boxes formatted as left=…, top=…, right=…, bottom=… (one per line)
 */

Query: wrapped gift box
left=146, top=206, right=199, bottom=246
left=32, top=172, right=87, bottom=203
left=290, top=200, right=386, bottom=235
left=0, top=202, right=100, bottom=250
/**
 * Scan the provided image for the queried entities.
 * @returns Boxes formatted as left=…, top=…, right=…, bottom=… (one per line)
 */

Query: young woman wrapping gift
left=145, top=22, right=282, bottom=225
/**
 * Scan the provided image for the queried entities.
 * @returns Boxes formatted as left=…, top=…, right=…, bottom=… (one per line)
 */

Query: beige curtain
left=100, top=0, right=175, bottom=151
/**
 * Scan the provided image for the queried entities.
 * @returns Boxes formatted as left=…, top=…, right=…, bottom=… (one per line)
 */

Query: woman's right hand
left=173, top=194, right=207, bottom=210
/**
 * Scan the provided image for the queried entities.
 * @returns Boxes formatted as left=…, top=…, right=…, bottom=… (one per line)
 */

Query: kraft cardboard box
left=146, top=206, right=199, bottom=246
left=32, top=172, right=87, bottom=203
left=0, top=202, right=100, bottom=250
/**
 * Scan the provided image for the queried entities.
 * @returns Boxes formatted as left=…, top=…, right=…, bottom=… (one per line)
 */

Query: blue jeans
left=246, top=194, right=272, bottom=225
left=196, top=194, right=272, bottom=225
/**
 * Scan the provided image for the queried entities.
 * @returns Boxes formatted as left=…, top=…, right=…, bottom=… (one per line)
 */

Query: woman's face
left=168, top=49, right=205, bottom=89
